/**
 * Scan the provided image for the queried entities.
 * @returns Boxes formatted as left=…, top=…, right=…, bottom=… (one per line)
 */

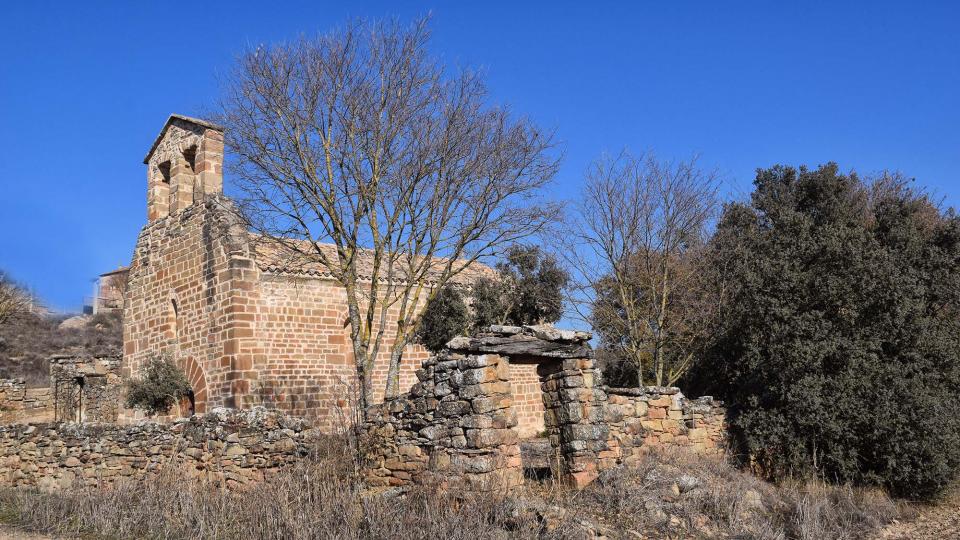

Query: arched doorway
left=179, top=356, right=208, bottom=415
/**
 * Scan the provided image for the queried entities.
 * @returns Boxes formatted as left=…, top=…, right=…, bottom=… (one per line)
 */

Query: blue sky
left=1, top=1, right=958, bottom=312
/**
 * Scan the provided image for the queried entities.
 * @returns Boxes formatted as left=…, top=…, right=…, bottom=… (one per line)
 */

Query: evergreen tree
left=695, top=164, right=960, bottom=499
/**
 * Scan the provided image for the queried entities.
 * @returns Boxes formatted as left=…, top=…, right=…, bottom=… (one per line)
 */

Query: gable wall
left=122, top=197, right=258, bottom=414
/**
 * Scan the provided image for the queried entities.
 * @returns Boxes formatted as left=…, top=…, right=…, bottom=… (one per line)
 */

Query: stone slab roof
left=445, top=325, right=594, bottom=359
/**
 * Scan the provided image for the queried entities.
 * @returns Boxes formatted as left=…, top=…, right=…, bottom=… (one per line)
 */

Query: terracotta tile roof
left=252, top=237, right=495, bottom=286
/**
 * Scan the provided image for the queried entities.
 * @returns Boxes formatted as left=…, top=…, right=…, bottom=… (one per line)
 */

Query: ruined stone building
left=121, top=114, right=547, bottom=431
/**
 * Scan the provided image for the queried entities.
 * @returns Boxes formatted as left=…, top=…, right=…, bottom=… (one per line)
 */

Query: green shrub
left=694, top=164, right=960, bottom=499
left=125, top=356, right=191, bottom=416
left=418, top=245, right=569, bottom=353
left=471, top=244, right=569, bottom=330
left=415, top=286, right=470, bottom=353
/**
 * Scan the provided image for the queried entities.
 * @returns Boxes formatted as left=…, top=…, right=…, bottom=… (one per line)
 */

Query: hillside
left=0, top=312, right=122, bottom=386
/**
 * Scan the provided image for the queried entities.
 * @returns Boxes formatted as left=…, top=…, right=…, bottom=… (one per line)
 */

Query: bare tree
left=0, top=270, right=30, bottom=326
left=566, top=152, right=719, bottom=387
left=217, top=18, right=560, bottom=409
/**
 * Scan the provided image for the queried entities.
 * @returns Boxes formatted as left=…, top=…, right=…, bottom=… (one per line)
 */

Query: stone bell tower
left=142, top=114, right=224, bottom=222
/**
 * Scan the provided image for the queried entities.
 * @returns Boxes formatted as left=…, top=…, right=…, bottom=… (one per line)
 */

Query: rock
left=644, top=499, right=669, bottom=524
left=742, top=489, right=764, bottom=511
left=677, top=474, right=702, bottom=493
left=58, top=315, right=90, bottom=330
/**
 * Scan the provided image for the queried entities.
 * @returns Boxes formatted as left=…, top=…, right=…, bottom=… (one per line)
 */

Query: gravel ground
left=876, top=489, right=960, bottom=540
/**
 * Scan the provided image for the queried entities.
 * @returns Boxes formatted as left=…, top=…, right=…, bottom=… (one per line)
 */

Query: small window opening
left=183, top=147, right=197, bottom=174
left=170, top=298, right=179, bottom=342
left=159, top=161, right=172, bottom=185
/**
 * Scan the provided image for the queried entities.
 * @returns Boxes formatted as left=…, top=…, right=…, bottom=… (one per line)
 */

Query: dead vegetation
left=0, top=311, right=122, bottom=387
left=0, top=441, right=906, bottom=540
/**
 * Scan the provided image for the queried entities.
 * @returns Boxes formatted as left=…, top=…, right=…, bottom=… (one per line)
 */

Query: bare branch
left=217, top=17, right=560, bottom=405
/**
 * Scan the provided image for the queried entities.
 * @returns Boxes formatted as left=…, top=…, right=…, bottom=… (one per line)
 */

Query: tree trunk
left=385, top=347, right=403, bottom=399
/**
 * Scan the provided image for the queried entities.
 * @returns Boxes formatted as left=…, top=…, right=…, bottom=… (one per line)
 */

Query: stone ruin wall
left=50, top=354, right=124, bottom=423
left=604, top=386, right=726, bottom=466
left=363, top=325, right=726, bottom=491
left=0, top=408, right=309, bottom=490
left=364, top=350, right=524, bottom=491
left=0, top=379, right=51, bottom=412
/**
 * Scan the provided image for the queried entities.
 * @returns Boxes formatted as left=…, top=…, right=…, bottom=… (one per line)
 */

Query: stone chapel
left=121, top=114, right=548, bottom=432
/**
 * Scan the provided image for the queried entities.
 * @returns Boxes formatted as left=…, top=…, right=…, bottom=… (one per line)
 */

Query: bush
left=417, top=245, right=570, bottom=352
left=125, top=356, right=191, bottom=416
left=471, top=244, right=569, bottom=330
left=694, top=164, right=960, bottom=499
left=415, top=286, right=470, bottom=353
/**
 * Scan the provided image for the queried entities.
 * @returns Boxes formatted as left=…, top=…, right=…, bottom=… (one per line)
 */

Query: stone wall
left=364, top=349, right=523, bottom=491
left=250, top=273, right=428, bottom=422
left=363, top=325, right=727, bottom=492
left=123, top=194, right=256, bottom=417
left=0, top=379, right=51, bottom=411
left=604, top=386, right=726, bottom=465
left=0, top=408, right=309, bottom=490
left=364, top=325, right=609, bottom=490
left=50, top=354, right=123, bottom=423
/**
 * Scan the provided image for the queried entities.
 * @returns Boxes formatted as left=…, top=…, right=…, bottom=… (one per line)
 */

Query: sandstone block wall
left=123, top=195, right=256, bottom=416
left=509, top=362, right=546, bottom=438
left=251, top=273, right=426, bottom=423
left=0, top=408, right=309, bottom=490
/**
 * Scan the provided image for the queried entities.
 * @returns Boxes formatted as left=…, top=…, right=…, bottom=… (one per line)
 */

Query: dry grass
left=0, top=440, right=583, bottom=540
left=0, top=311, right=122, bottom=387
left=0, top=443, right=905, bottom=540
left=546, top=449, right=904, bottom=539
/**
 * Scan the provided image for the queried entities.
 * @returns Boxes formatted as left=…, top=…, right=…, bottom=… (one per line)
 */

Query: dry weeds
left=0, top=443, right=906, bottom=540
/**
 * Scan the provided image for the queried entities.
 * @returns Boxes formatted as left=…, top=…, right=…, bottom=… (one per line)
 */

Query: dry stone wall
left=363, top=325, right=727, bottom=492
left=604, top=387, right=725, bottom=465
left=364, top=325, right=610, bottom=490
left=0, top=408, right=309, bottom=490
left=0, top=380, right=51, bottom=411
left=50, top=354, right=124, bottom=423
left=364, top=350, right=523, bottom=491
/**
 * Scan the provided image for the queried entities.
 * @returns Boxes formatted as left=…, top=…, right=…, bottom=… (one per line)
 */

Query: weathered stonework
left=604, top=387, right=726, bottom=465
left=122, top=114, right=501, bottom=429
left=50, top=354, right=123, bottom=423
left=364, top=350, right=524, bottom=491
left=364, top=325, right=611, bottom=490
left=363, top=325, right=727, bottom=491
left=0, top=379, right=51, bottom=412
left=0, top=408, right=309, bottom=490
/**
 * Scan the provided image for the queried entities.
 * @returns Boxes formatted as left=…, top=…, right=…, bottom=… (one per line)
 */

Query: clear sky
left=1, top=1, right=957, bottom=312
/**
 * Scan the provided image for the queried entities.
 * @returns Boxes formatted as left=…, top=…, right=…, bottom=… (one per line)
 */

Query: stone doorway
left=364, top=325, right=612, bottom=490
